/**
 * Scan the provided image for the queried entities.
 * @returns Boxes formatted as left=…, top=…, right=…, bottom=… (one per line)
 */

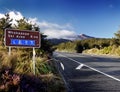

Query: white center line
left=76, top=64, right=84, bottom=70
left=56, top=53, right=120, bottom=82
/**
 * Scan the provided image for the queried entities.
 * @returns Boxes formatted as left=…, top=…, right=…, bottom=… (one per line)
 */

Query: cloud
left=0, top=11, right=24, bottom=25
left=43, top=29, right=76, bottom=39
left=28, top=18, right=73, bottom=29
left=0, top=11, right=76, bottom=39
left=28, top=17, right=76, bottom=39
left=0, top=13, right=5, bottom=18
left=8, top=11, right=23, bottom=20
left=8, top=11, right=23, bottom=24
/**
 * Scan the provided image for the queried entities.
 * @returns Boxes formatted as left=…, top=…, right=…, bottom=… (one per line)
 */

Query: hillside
left=48, top=38, right=71, bottom=45
left=48, top=34, right=95, bottom=45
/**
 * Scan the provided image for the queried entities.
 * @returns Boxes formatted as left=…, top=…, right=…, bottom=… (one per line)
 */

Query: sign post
left=33, top=47, right=36, bottom=75
left=5, top=29, right=41, bottom=75
left=8, top=47, right=11, bottom=56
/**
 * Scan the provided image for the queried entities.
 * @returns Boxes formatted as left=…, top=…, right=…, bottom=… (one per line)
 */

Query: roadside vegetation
left=0, top=13, right=66, bottom=92
left=56, top=30, right=120, bottom=56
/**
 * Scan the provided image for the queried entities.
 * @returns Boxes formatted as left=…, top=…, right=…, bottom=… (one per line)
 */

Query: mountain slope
left=48, top=38, right=71, bottom=45
left=48, top=34, right=95, bottom=45
left=77, top=34, right=95, bottom=40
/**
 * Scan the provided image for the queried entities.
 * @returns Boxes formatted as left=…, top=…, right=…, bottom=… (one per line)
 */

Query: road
left=53, top=52, right=120, bottom=92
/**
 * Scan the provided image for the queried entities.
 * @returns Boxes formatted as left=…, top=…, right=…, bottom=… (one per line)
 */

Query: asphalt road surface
left=53, top=52, right=120, bottom=92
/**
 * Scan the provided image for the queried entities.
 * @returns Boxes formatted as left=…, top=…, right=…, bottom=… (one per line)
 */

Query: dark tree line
left=57, top=37, right=120, bottom=53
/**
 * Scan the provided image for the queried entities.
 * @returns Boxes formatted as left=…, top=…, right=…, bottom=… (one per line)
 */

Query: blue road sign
left=11, top=39, right=35, bottom=46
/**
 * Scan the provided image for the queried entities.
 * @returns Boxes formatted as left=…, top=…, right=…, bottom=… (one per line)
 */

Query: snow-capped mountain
left=48, top=34, right=95, bottom=45
left=75, top=34, right=95, bottom=40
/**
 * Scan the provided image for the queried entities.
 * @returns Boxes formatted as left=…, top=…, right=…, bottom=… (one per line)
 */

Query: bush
left=100, top=46, right=112, bottom=54
left=0, top=69, right=46, bottom=92
left=114, top=46, right=120, bottom=56
left=0, top=48, right=66, bottom=92
left=83, top=48, right=99, bottom=54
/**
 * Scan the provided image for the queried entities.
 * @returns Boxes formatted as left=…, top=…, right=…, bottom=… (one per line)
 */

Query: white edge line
left=57, top=53, right=120, bottom=82
left=60, top=62, right=65, bottom=70
left=53, top=58, right=71, bottom=92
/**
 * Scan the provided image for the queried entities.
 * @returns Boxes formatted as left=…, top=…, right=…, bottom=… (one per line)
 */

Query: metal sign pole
left=8, top=47, right=11, bottom=56
left=33, top=47, right=36, bottom=75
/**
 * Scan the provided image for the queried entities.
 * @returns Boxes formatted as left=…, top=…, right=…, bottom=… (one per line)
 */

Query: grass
left=83, top=46, right=120, bottom=57
left=0, top=47, right=66, bottom=92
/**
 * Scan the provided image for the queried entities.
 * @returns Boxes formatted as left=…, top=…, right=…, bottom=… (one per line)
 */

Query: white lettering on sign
left=25, top=40, right=28, bottom=44
left=8, top=31, right=30, bottom=36
left=8, top=34, right=14, bottom=38
left=18, top=40, right=22, bottom=45
left=7, top=31, right=39, bottom=40
left=30, top=35, right=33, bottom=38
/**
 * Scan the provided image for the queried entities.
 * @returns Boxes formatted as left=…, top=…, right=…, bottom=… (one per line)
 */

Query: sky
left=0, top=0, right=120, bottom=39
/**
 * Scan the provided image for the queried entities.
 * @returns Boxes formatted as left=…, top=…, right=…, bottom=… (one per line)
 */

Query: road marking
left=56, top=53, right=120, bottom=82
left=53, top=58, right=70, bottom=91
left=76, top=64, right=84, bottom=70
left=60, top=62, right=65, bottom=70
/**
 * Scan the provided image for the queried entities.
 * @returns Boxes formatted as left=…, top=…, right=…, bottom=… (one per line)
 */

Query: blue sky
left=0, top=0, right=120, bottom=38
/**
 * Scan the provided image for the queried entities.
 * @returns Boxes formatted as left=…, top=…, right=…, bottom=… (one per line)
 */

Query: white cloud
left=28, top=18, right=73, bottom=29
left=0, top=11, right=76, bottom=39
left=8, top=11, right=23, bottom=24
left=43, top=29, right=76, bottom=39
left=28, top=18, right=38, bottom=25
left=0, top=11, right=23, bottom=25
left=28, top=17, right=76, bottom=39
left=0, top=13, right=5, bottom=18
left=8, top=11, right=23, bottom=20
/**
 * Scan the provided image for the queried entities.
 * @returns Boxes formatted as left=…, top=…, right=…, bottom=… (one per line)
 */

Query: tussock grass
left=83, top=46, right=120, bottom=57
left=0, top=47, right=66, bottom=92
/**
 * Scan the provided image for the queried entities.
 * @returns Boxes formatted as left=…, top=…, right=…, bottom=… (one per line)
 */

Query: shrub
left=83, top=48, right=99, bottom=54
left=100, top=46, right=112, bottom=54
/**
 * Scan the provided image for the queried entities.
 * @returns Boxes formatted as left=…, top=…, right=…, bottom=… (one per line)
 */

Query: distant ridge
left=77, top=34, right=95, bottom=40
left=48, top=38, right=71, bottom=45
left=48, top=34, right=95, bottom=45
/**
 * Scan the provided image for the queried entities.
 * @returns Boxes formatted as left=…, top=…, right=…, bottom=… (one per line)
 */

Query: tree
left=114, top=30, right=120, bottom=39
left=37, top=34, right=53, bottom=57
left=15, top=18, right=32, bottom=30
left=0, top=14, right=12, bottom=45
left=110, top=38, right=120, bottom=47
left=75, top=42, right=83, bottom=53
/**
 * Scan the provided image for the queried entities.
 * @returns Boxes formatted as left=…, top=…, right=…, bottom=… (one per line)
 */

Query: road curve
left=53, top=52, right=120, bottom=92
